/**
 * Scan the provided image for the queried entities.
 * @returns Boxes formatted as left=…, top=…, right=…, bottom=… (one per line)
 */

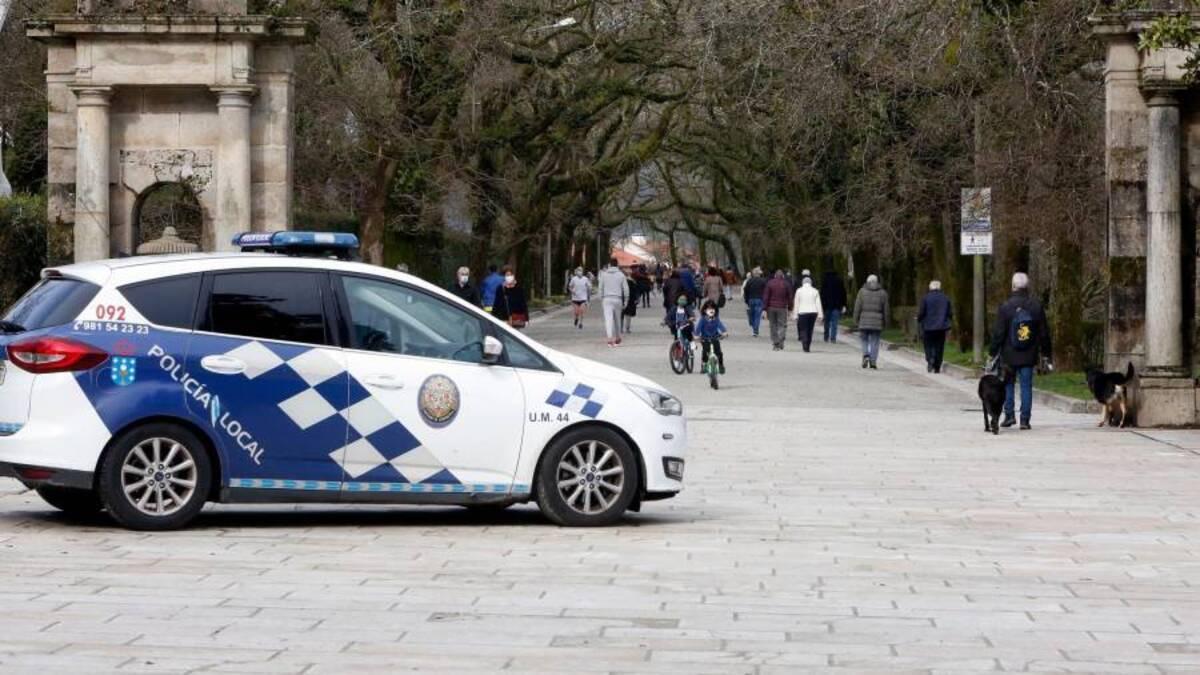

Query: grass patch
left=878, top=328, right=1091, bottom=401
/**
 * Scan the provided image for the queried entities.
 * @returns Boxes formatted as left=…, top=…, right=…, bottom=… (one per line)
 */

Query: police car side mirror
left=482, top=336, right=504, bottom=365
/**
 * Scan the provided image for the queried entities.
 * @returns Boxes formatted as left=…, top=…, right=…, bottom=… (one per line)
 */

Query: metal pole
left=972, top=100, right=984, bottom=363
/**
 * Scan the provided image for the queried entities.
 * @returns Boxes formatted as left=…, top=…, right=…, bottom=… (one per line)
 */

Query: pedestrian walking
left=568, top=267, right=591, bottom=330
left=853, top=274, right=889, bottom=369
left=492, top=266, right=529, bottom=329
left=622, top=269, right=639, bottom=334
left=917, top=279, right=953, bottom=373
left=819, top=270, right=847, bottom=343
left=598, top=258, right=628, bottom=347
left=702, top=266, right=724, bottom=312
left=742, top=267, right=766, bottom=338
left=636, top=265, right=654, bottom=308
left=480, top=265, right=504, bottom=313
left=762, top=269, right=793, bottom=351
left=792, top=276, right=823, bottom=353
left=679, top=264, right=699, bottom=300
left=989, top=272, right=1053, bottom=430
left=448, top=266, right=481, bottom=306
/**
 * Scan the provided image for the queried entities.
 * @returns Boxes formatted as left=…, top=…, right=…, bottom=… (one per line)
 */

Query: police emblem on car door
left=334, top=275, right=526, bottom=494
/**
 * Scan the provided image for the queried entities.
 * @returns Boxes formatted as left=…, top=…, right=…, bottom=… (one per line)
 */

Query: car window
left=498, top=331, right=554, bottom=371
left=3, top=277, right=101, bottom=332
left=120, top=274, right=201, bottom=330
left=340, top=275, right=484, bottom=363
left=207, top=271, right=328, bottom=345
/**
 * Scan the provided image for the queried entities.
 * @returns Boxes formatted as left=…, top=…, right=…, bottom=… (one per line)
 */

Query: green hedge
left=0, top=194, right=48, bottom=310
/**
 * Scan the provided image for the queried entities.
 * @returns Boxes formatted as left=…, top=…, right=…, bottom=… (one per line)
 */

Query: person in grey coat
left=853, top=274, right=889, bottom=369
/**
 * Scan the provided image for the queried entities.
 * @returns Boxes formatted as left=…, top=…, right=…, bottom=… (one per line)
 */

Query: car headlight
left=626, top=384, right=683, bottom=416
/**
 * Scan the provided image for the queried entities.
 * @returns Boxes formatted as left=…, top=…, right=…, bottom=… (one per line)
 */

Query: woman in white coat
left=793, top=277, right=824, bottom=353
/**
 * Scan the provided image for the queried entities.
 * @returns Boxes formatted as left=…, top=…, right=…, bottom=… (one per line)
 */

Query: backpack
left=1009, top=305, right=1035, bottom=352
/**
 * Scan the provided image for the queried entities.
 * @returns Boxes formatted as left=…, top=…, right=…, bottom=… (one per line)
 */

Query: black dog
left=1085, top=362, right=1136, bottom=428
left=978, top=372, right=1007, bottom=435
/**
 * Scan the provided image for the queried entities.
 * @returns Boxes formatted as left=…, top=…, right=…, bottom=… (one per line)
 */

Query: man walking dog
left=989, top=272, right=1053, bottom=430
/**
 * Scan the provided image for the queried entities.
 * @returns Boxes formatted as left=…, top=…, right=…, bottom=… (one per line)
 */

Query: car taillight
left=7, top=337, right=108, bottom=374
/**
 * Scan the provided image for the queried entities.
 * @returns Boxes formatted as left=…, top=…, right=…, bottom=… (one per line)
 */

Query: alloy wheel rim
left=556, top=440, right=624, bottom=515
left=121, top=437, right=198, bottom=516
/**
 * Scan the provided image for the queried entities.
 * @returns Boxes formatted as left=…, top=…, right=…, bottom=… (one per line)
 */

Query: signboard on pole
left=960, top=187, right=992, bottom=255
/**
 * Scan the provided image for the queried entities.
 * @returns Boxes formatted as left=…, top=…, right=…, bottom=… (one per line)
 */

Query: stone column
left=70, top=86, right=113, bottom=262
left=1144, top=90, right=1185, bottom=376
left=212, top=86, right=256, bottom=251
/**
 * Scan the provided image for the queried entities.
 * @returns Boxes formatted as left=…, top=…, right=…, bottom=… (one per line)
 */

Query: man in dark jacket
left=917, top=279, right=952, bottom=373
left=819, top=270, right=847, bottom=343
left=448, top=266, right=481, bottom=306
left=989, top=272, right=1053, bottom=430
left=761, top=270, right=794, bottom=351
left=742, top=267, right=767, bottom=338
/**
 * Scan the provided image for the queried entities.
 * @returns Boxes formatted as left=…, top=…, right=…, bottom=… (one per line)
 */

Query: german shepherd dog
left=978, top=361, right=1009, bottom=435
left=1086, top=363, right=1136, bottom=428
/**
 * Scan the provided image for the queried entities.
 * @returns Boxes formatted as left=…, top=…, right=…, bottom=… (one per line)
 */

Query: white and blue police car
left=0, top=233, right=685, bottom=530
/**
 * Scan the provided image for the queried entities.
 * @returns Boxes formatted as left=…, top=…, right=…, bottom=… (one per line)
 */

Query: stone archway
left=133, top=181, right=204, bottom=250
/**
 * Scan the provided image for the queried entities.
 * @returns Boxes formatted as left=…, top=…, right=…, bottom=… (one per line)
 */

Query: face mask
left=505, top=275, right=515, bottom=284
left=459, top=275, right=469, bottom=284
left=705, top=310, right=715, bottom=317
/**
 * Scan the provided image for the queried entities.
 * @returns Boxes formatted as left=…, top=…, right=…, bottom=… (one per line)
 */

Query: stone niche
left=27, top=5, right=312, bottom=262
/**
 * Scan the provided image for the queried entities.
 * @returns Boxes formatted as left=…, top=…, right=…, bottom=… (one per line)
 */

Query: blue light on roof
left=231, top=231, right=360, bottom=259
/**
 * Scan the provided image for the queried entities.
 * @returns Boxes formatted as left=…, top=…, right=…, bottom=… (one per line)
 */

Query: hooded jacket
left=793, top=280, right=824, bottom=319
left=853, top=279, right=889, bottom=331
left=598, top=266, right=628, bottom=302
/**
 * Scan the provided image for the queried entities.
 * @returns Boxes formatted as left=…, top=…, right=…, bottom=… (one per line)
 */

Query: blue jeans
left=1005, top=366, right=1034, bottom=423
left=860, top=329, right=881, bottom=363
left=746, top=299, right=763, bottom=335
left=824, top=309, right=841, bottom=341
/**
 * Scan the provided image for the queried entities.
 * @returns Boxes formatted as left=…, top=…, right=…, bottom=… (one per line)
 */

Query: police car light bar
left=232, top=232, right=360, bottom=260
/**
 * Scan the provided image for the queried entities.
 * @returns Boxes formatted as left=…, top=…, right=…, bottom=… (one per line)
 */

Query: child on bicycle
left=696, top=300, right=728, bottom=374
left=671, top=295, right=694, bottom=342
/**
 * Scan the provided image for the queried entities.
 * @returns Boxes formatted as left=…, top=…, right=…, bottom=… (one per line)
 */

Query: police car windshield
left=2, top=278, right=100, bottom=333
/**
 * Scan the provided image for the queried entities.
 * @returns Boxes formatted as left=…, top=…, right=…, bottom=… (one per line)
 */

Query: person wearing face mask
left=695, top=300, right=728, bottom=375
left=492, top=266, right=529, bottom=329
left=568, top=267, right=591, bottom=329
left=448, top=266, right=481, bottom=306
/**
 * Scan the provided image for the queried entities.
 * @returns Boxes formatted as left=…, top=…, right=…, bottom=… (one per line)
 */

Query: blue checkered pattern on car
left=546, top=380, right=608, bottom=419
left=0, top=422, right=22, bottom=436
left=230, top=478, right=528, bottom=494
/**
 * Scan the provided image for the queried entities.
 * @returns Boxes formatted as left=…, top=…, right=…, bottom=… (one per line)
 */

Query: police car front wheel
left=535, top=428, right=638, bottom=527
left=98, top=423, right=213, bottom=531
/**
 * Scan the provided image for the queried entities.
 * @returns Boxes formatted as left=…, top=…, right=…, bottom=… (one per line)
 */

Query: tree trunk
left=1053, top=237, right=1084, bottom=370
left=360, top=153, right=398, bottom=266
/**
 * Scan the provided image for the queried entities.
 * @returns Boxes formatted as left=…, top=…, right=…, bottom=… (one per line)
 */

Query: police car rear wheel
left=99, top=424, right=212, bottom=531
left=536, top=428, right=637, bottom=527
left=36, top=485, right=103, bottom=515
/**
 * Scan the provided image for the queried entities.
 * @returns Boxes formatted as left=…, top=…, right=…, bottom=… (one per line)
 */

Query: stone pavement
left=1, top=297, right=1200, bottom=673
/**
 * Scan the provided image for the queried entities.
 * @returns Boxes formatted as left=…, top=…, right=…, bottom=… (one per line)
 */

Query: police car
left=0, top=233, right=685, bottom=530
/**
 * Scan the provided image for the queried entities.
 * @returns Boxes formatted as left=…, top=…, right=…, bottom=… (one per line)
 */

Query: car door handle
left=364, top=374, right=405, bottom=390
left=201, top=355, right=246, bottom=375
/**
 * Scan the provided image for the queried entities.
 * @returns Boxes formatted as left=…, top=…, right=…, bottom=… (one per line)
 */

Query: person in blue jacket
left=917, top=279, right=953, bottom=373
left=480, top=265, right=504, bottom=313
left=695, top=300, right=728, bottom=375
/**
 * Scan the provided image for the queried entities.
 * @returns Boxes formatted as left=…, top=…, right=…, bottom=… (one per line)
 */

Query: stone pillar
left=212, top=86, right=256, bottom=251
left=70, top=86, right=113, bottom=262
left=1139, top=87, right=1196, bottom=426
left=1144, top=90, right=1185, bottom=375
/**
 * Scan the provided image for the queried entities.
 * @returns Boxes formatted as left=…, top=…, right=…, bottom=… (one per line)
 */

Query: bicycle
left=669, top=324, right=694, bottom=374
left=700, top=335, right=724, bottom=389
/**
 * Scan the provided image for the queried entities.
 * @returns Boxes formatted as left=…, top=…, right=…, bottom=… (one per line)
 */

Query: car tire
left=35, top=485, right=103, bottom=515
left=98, top=423, right=213, bottom=531
left=535, top=427, right=638, bottom=527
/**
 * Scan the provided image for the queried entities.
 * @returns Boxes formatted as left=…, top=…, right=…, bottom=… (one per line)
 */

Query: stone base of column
left=1135, top=375, right=1198, bottom=427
